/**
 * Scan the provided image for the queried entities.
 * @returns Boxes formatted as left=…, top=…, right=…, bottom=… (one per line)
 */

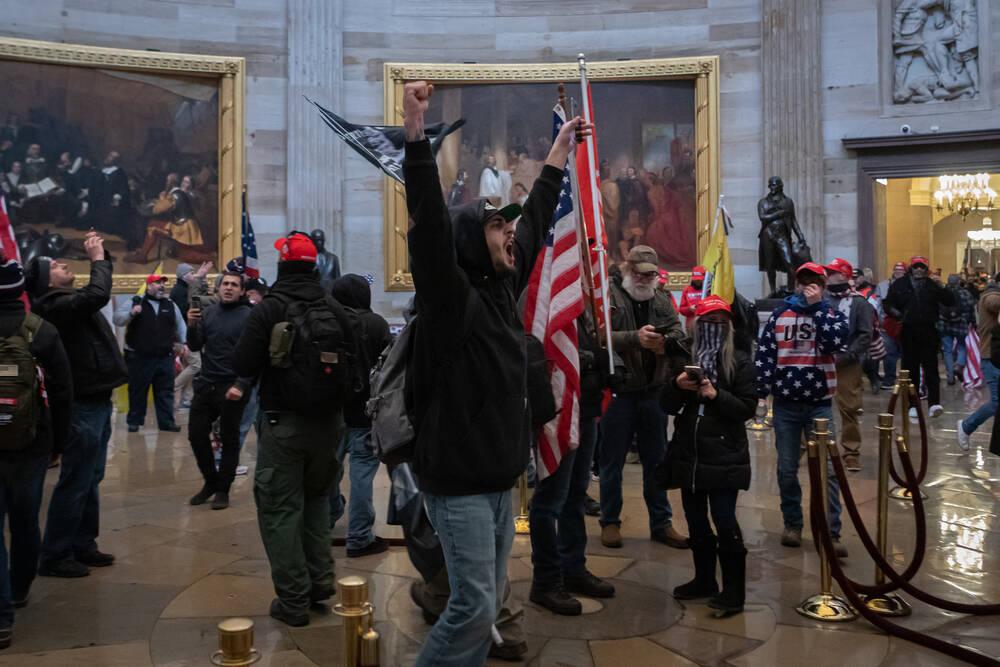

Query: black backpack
left=0, top=313, right=43, bottom=450
left=940, top=289, right=962, bottom=322
left=268, top=293, right=361, bottom=416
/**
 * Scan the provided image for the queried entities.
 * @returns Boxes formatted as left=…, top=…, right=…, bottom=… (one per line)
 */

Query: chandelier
left=934, top=173, right=997, bottom=219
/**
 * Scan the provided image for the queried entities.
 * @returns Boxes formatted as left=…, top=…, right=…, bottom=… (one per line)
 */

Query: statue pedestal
left=754, top=298, right=788, bottom=336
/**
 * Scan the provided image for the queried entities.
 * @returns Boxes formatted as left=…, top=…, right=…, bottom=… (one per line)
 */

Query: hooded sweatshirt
left=755, top=293, right=849, bottom=404
left=404, top=138, right=561, bottom=496
left=187, top=296, right=253, bottom=392
left=331, top=274, right=391, bottom=427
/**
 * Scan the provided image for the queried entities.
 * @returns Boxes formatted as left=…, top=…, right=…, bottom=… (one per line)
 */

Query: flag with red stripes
left=573, top=82, right=608, bottom=337
left=964, top=324, right=983, bottom=389
left=523, top=104, right=585, bottom=481
left=0, top=196, right=28, bottom=310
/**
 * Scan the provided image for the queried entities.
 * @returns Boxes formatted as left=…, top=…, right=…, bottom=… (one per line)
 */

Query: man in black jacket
left=233, top=232, right=348, bottom=628
left=27, top=232, right=127, bottom=578
left=186, top=271, right=252, bottom=511
left=327, top=274, right=392, bottom=557
left=0, top=256, right=72, bottom=647
left=883, top=256, right=954, bottom=417
left=402, top=80, right=588, bottom=666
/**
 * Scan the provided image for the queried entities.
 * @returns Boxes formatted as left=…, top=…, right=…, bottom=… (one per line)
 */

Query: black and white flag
left=309, top=98, right=465, bottom=183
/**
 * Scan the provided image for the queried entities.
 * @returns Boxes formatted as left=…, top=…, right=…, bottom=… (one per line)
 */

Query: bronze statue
left=757, top=176, right=807, bottom=295
left=310, top=229, right=341, bottom=292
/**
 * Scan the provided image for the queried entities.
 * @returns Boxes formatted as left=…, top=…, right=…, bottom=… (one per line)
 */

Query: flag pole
left=577, top=54, right=615, bottom=376
left=562, top=88, right=599, bottom=330
left=702, top=195, right=725, bottom=300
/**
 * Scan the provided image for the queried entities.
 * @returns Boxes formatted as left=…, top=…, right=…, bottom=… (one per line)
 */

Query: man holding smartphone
left=599, top=245, right=688, bottom=550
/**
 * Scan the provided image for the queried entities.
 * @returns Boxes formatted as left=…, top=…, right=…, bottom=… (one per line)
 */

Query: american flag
left=241, top=190, right=259, bottom=279
left=0, top=196, right=28, bottom=310
left=523, top=105, right=585, bottom=481
left=963, top=324, right=983, bottom=389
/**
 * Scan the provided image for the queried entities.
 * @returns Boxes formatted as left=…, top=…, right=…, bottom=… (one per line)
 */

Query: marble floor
left=2, top=379, right=999, bottom=666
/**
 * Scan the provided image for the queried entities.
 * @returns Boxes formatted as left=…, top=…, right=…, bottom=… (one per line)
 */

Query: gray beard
left=623, top=273, right=655, bottom=302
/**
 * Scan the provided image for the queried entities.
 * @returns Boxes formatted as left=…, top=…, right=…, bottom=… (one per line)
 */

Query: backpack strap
left=19, top=313, right=43, bottom=344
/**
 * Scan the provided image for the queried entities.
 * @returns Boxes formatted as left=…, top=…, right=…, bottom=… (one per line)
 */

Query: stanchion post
left=796, top=417, right=858, bottom=622
left=889, top=369, right=927, bottom=501
left=333, top=576, right=380, bottom=667
left=515, top=472, right=530, bottom=534
left=212, top=618, right=260, bottom=666
left=859, top=413, right=912, bottom=616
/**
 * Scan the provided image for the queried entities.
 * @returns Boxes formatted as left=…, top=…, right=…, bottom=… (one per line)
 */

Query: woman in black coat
left=658, top=295, right=755, bottom=616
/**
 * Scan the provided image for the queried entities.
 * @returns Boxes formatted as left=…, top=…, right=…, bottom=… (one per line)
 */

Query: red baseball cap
left=695, top=295, right=731, bottom=317
left=146, top=274, right=167, bottom=285
left=824, top=257, right=853, bottom=280
left=796, top=262, right=826, bottom=278
left=691, top=266, right=706, bottom=280
left=893, top=261, right=907, bottom=272
left=658, top=268, right=669, bottom=285
left=274, top=232, right=318, bottom=263
left=909, top=255, right=929, bottom=268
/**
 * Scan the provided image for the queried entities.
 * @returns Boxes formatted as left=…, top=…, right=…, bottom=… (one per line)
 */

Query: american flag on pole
left=523, top=104, right=585, bottom=481
left=241, top=189, right=259, bottom=279
left=963, top=324, right=983, bottom=389
left=0, top=196, right=28, bottom=310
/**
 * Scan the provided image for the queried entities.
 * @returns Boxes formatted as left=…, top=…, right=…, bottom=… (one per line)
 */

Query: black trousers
left=188, top=382, right=247, bottom=494
left=901, top=324, right=940, bottom=406
left=126, top=352, right=175, bottom=428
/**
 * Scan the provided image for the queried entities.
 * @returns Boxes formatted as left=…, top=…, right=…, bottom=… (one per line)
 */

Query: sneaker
left=908, top=407, right=918, bottom=419
left=564, top=571, right=615, bottom=598
left=601, top=524, right=623, bottom=548
left=189, top=484, right=214, bottom=506
left=929, top=404, right=944, bottom=418
left=235, top=465, right=249, bottom=476
left=488, top=640, right=528, bottom=661
left=269, top=598, right=309, bottom=627
left=409, top=581, right=440, bottom=626
left=780, top=527, right=802, bottom=548
left=12, top=593, right=28, bottom=609
left=347, top=536, right=389, bottom=558
left=844, top=455, right=861, bottom=472
left=75, top=549, right=115, bottom=567
left=529, top=586, right=582, bottom=616
left=881, top=383, right=895, bottom=390
left=651, top=523, right=690, bottom=549
left=38, top=558, right=89, bottom=578
left=0, top=627, right=10, bottom=650
left=832, top=538, right=848, bottom=558
left=127, top=424, right=140, bottom=433
left=957, top=420, right=971, bottom=452
left=159, top=423, right=182, bottom=432
left=583, top=494, right=601, bottom=517
left=210, top=492, right=230, bottom=510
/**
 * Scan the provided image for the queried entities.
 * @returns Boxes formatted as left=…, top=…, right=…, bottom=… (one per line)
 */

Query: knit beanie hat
left=0, top=257, right=25, bottom=301
left=24, top=256, right=52, bottom=297
left=176, top=263, right=194, bottom=280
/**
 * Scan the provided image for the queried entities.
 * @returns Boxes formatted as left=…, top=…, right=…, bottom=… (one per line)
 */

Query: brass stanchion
left=333, top=576, right=381, bottom=667
left=515, top=472, right=530, bottom=534
left=859, top=413, right=912, bottom=617
left=211, top=618, right=260, bottom=666
left=796, top=417, right=858, bottom=622
left=889, top=370, right=927, bottom=501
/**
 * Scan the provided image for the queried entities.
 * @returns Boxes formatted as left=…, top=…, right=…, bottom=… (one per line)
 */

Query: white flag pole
left=577, top=54, right=615, bottom=376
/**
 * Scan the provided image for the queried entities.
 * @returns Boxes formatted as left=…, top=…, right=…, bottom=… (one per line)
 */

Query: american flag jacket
left=755, top=296, right=849, bottom=403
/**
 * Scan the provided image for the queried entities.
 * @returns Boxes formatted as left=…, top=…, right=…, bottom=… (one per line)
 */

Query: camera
left=900, top=124, right=912, bottom=135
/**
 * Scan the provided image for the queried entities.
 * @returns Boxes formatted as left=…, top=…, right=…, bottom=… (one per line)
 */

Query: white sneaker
left=956, top=419, right=971, bottom=452
left=908, top=407, right=917, bottom=419
left=929, top=404, right=944, bottom=418
left=236, top=465, right=249, bottom=476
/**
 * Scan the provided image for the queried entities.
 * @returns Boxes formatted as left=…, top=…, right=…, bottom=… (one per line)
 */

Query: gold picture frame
left=0, top=37, right=245, bottom=292
left=382, top=56, right=720, bottom=291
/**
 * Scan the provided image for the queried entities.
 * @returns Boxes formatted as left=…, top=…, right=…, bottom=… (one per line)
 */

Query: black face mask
left=691, top=280, right=703, bottom=290
left=828, top=283, right=850, bottom=295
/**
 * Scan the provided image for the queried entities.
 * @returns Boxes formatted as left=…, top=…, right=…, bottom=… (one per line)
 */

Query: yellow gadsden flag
left=136, top=261, right=164, bottom=296
left=702, top=200, right=734, bottom=304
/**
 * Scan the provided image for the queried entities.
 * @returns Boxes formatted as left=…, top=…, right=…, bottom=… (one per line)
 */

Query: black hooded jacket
left=30, top=259, right=127, bottom=400
left=404, top=138, right=562, bottom=496
left=331, top=274, right=391, bottom=427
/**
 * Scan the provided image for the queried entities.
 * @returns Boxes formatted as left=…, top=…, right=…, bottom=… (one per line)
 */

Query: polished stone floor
left=2, top=378, right=999, bottom=666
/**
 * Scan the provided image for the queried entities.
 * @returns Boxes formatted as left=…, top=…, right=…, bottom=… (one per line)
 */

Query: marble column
left=761, top=0, right=824, bottom=262
left=286, top=0, right=344, bottom=253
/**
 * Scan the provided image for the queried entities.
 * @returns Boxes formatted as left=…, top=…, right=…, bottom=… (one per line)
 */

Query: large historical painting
left=0, top=38, right=245, bottom=291
left=891, top=0, right=981, bottom=104
left=382, top=58, right=720, bottom=291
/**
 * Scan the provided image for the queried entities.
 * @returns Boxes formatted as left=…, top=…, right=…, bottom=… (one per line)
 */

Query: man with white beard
left=599, top=245, right=689, bottom=550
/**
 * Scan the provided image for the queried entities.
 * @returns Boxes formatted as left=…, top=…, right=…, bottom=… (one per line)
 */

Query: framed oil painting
left=0, top=37, right=245, bottom=292
left=382, top=56, right=720, bottom=291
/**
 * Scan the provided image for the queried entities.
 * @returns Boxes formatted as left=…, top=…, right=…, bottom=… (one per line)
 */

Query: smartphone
left=684, top=365, right=704, bottom=384
left=653, top=324, right=673, bottom=336
left=190, top=295, right=202, bottom=311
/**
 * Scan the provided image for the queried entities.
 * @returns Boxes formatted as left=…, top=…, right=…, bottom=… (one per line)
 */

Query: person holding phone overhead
left=599, top=245, right=688, bottom=550
left=657, top=295, right=755, bottom=616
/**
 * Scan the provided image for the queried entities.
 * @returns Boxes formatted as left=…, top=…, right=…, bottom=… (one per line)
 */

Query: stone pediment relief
left=890, top=0, right=981, bottom=105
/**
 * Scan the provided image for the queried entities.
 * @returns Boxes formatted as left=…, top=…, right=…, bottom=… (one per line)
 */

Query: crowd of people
left=1, top=81, right=998, bottom=665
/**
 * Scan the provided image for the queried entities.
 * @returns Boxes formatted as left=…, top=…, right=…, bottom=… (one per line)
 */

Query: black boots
left=672, top=535, right=719, bottom=600
left=709, top=526, right=746, bottom=616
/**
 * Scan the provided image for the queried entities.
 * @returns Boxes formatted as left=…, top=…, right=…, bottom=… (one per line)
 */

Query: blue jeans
left=126, top=352, right=175, bottom=428
left=238, top=385, right=259, bottom=449
left=530, top=416, right=598, bottom=589
left=882, top=334, right=900, bottom=387
left=963, top=361, right=1000, bottom=435
left=941, top=334, right=968, bottom=379
left=0, top=454, right=48, bottom=629
left=598, top=392, right=672, bottom=531
left=771, top=400, right=842, bottom=538
left=328, top=427, right=380, bottom=551
left=416, top=491, right=514, bottom=667
left=42, top=398, right=113, bottom=564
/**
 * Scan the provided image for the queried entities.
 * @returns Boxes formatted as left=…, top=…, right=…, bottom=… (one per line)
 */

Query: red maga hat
left=691, top=266, right=706, bottom=280
left=909, top=255, right=929, bottom=268
left=274, top=232, right=318, bottom=263
left=796, top=262, right=826, bottom=277
left=695, top=295, right=731, bottom=317
left=146, top=274, right=167, bottom=285
left=824, top=257, right=853, bottom=280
